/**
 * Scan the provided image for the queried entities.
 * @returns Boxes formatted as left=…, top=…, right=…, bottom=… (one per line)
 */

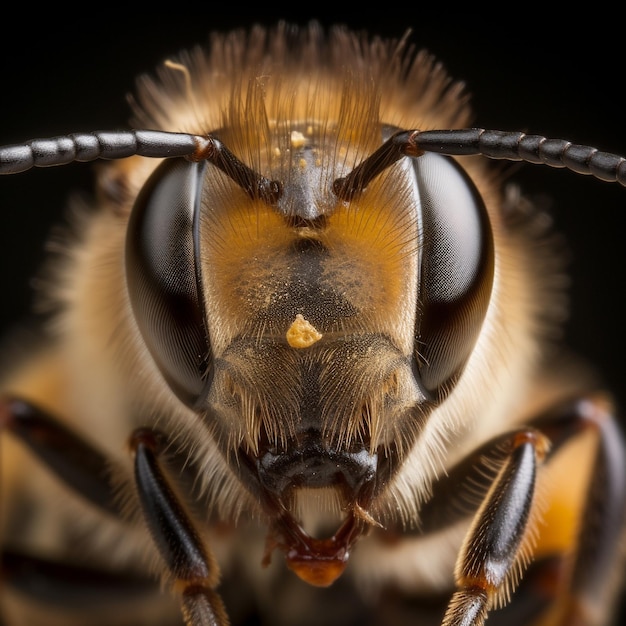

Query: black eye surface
left=412, top=152, right=494, bottom=400
left=126, top=158, right=211, bottom=408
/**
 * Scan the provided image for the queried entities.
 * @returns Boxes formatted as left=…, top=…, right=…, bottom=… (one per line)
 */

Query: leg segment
left=534, top=396, right=626, bottom=625
left=1, top=396, right=230, bottom=624
left=441, top=431, right=549, bottom=626
left=130, top=428, right=229, bottom=626
left=399, top=393, right=625, bottom=626
left=1, top=548, right=157, bottom=609
left=0, top=396, right=122, bottom=516
left=1, top=396, right=162, bottom=619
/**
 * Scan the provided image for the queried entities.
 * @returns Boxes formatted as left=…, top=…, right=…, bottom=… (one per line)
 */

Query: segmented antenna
left=0, top=131, right=199, bottom=174
left=1, top=129, right=624, bottom=197
left=412, top=129, right=626, bottom=185
left=0, top=130, right=281, bottom=204
left=333, top=129, right=626, bottom=199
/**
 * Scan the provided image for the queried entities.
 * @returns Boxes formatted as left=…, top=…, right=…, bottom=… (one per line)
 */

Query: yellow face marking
left=286, top=314, right=323, bottom=349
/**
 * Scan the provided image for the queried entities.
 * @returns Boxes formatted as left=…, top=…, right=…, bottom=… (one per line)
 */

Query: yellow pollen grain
left=290, top=130, right=306, bottom=148
left=286, top=314, right=322, bottom=349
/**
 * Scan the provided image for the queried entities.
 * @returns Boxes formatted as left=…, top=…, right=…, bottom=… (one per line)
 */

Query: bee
left=1, top=20, right=625, bottom=626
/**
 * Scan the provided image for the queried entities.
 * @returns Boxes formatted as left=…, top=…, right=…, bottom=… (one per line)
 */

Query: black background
left=1, top=11, right=624, bottom=620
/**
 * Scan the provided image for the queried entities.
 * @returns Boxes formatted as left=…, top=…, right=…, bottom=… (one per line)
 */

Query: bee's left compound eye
left=126, top=158, right=211, bottom=409
left=412, top=153, right=494, bottom=400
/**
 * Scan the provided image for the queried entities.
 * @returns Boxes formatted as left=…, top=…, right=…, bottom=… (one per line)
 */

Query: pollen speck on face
left=290, top=130, right=307, bottom=148
left=286, top=314, right=323, bottom=348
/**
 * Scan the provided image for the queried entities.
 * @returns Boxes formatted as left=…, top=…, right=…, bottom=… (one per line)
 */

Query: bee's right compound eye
left=125, top=158, right=212, bottom=409
left=411, top=152, right=494, bottom=400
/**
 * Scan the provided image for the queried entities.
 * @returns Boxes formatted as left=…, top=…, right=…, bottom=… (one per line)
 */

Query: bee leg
left=530, top=395, right=626, bottom=625
left=0, top=396, right=179, bottom=619
left=438, top=394, right=626, bottom=626
left=1, top=548, right=157, bottom=609
left=130, top=427, right=229, bottom=626
left=441, top=430, right=549, bottom=626
left=0, top=396, right=122, bottom=516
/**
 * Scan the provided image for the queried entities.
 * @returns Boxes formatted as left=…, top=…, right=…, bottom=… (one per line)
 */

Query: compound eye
left=126, top=158, right=211, bottom=409
left=413, top=152, right=494, bottom=400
